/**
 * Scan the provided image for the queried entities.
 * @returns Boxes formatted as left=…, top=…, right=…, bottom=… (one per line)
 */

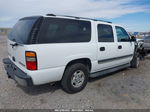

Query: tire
left=130, top=52, right=140, bottom=68
left=61, top=63, right=89, bottom=94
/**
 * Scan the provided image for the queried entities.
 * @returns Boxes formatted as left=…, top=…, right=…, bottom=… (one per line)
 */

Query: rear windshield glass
left=144, top=36, right=150, bottom=39
left=8, top=18, right=37, bottom=44
left=37, top=18, right=91, bottom=43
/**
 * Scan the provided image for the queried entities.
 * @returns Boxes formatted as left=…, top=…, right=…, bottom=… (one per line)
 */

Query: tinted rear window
left=8, top=18, right=37, bottom=44
left=97, top=24, right=114, bottom=42
left=144, top=36, right=150, bottom=39
left=37, top=18, right=91, bottom=43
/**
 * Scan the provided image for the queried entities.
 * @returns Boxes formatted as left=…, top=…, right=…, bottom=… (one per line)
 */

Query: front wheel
left=61, top=63, right=89, bottom=94
left=130, top=52, right=140, bottom=68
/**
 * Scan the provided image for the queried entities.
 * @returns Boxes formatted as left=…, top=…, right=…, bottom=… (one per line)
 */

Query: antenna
left=46, top=14, right=56, bottom=16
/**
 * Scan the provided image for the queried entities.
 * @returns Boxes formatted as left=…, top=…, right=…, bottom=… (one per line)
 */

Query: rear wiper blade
left=10, top=42, right=23, bottom=48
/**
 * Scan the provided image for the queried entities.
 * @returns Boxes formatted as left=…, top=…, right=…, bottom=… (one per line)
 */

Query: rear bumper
left=3, top=58, right=33, bottom=87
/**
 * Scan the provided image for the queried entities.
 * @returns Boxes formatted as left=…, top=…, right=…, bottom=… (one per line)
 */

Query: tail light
left=25, top=51, right=37, bottom=70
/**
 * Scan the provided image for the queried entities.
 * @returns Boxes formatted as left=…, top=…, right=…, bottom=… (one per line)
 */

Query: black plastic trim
left=98, top=54, right=133, bottom=64
left=90, top=63, right=130, bottom=78
left=3, top=58, right=33, bottom=87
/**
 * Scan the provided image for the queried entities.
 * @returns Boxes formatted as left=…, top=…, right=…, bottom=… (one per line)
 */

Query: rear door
left=7, top=17, right=41, bottom=71
left=96, top=23, right=118, bottom=71
left=115, top=26, right=134, bottom=65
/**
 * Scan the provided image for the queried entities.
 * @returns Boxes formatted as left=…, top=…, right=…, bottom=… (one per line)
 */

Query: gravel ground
left=0, top=35, right=150, bottom=109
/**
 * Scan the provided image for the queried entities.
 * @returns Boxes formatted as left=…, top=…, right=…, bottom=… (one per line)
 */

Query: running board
left=90, top=63, right=130, bottom=78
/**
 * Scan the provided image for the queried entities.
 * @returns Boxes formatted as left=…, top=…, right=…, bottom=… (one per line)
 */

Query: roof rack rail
left=46, top=14, right=112, bottom=23
left=58, top=15, right=80, bottom=19
left=96, top=19, right=112, bottom=23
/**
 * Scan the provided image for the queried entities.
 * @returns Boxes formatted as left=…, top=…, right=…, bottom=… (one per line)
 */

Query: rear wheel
left=61, top=63, right=89, bottom=93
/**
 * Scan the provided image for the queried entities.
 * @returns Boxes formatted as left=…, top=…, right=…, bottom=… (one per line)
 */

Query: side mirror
left=131, top=36, right=136, bottom=41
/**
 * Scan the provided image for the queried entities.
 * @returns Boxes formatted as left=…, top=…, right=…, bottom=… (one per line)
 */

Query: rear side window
left=115, top=26, right=130, bottom=42
left=97, top=24, right=114, bottom=42
left=144, top=36, right=150, bottom=39
left=8, top=18, right=38, bottom=44
left=37, top=18, right=91, bottom=43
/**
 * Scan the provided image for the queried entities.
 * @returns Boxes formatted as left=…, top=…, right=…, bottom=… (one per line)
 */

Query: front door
left=115, top=26, right=134, bottom=65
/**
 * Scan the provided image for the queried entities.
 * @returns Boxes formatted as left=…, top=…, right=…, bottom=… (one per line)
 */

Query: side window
left=97, top=24, right=114, bottom=42
left=37, top=18, right=91, bottom=43
left=115, top=26, right=130, bottom=42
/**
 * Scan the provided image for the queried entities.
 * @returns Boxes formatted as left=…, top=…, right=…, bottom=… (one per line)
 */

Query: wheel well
left=65, top=58, right=92, bottom=72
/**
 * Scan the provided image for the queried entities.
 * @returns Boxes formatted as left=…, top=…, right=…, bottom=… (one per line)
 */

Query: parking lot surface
left=0, top=35, right=150, bottom=109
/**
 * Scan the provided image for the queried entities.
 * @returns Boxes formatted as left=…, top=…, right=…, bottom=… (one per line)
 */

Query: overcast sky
left=0, top=0, right=150, bottom=32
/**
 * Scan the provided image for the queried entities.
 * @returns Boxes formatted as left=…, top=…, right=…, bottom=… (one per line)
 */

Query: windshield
left=8, top=18, right=37, bottom=44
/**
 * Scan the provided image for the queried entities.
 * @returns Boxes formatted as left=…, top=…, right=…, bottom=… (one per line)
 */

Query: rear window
left=97, top=24, right=114, bottom=42
left=144, top=36, right=150, bottom=39
left=8, top=17, right=38, bottom=44
left=37, top=18, right=91, bottom=43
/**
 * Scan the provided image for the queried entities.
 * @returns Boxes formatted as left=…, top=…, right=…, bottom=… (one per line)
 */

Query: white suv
left=3, top=14, right=139, bottom=93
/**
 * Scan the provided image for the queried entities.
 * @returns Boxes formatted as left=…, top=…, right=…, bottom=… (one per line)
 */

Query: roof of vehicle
left=19, top=14, right=123, bottom=28
left=19, top=16, right=43, bottom=20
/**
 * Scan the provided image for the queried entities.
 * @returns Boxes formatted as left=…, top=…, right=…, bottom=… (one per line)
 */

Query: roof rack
left=46, top=14, right=112, bottom=23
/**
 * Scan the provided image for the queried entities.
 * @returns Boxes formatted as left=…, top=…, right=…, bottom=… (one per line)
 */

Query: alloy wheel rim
left=71, top=70, right=85, bottom=88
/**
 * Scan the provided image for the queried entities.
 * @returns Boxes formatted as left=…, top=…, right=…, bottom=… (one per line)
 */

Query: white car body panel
left=6, top=16, right=135, bottom=85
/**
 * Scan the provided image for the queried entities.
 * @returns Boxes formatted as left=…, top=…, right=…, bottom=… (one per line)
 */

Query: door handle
left=118, top=45, right=122, bottom=49
left=100, top=47, right=105, bottom=51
